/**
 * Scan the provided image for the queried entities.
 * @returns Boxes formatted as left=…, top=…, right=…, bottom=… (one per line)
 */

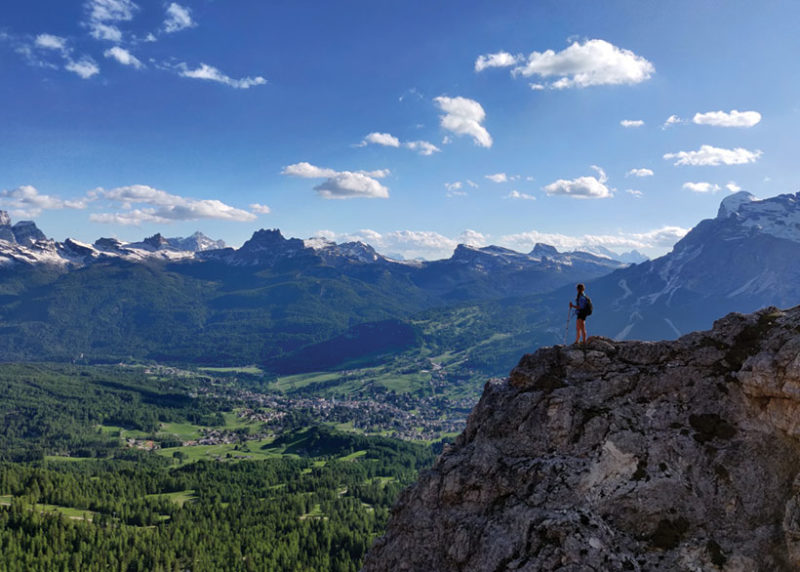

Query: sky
left=1, top=0, right=799, bottom=260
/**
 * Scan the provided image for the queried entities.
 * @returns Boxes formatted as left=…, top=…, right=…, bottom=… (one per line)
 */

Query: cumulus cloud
left=0, top=185, right=87, bottom=218
left=361, top=132, right=400, bottom=147
left=474, top=51, right=520, bottom=72
left=318, top=229, right=459, bottom=260
left=104, top=46, right=143, bottom=68
left=459, top=229, right=489, bottom=246
left=511, top=39, right=654, bottom=89
left=620, top=119, right=644, bottom=128
left=726, top=182, right=742, bottom=192
left=543, top=165, right=612, bottom=199
left=282, top=162, right=390, bottom=200
left=485, top=173, right=509, bottom=183
left=249, top=203, right=271, bottom=214
left=434, top=96, right=492, bottom=148
left=164, top=3, right=195, bottom=33
left=35, top=34, right=67, bottom=51
left=178, top=63, right=266, bottom=89
left=358, top=133, right=440, bottom=156
left=692, top=110, right=761, bottom=128
left=65, top=57, right=100, bottom=78
left=90, top=184, right=256, bottom=224
left=626, top=168, right=653, bottom=177
left=405, top=140, right=440, bottom=156
left=664, top=145, right=762, bottom=166
left=506, top=190, right=537, bottom=200
left=682, top=181, right=721, bottom=193
left=662, top=114, right=683, bottom=128
left=85, top=0, right=138, bottom=42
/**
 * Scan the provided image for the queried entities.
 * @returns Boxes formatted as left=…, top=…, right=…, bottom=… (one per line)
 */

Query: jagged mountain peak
left=364, top=305, right=800, bottom=571
left=717, top=190, right=757, bottom=219
left=0, top=210, right=11, bottom=227
left=530, top=242, right=559, bottom=258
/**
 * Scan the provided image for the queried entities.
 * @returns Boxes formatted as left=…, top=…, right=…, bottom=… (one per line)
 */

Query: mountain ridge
left=364, top=304, right=800, bottom=571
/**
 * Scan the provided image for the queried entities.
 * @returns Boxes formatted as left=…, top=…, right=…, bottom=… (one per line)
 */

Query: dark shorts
left=576, top=310, right=589, bottom=321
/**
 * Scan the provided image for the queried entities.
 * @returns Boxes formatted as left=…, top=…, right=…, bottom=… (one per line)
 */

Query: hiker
left=569, top=283, right=591, bottom=344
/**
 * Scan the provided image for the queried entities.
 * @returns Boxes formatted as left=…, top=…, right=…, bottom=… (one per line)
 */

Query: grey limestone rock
left=364, top=305, right=800, bottom=571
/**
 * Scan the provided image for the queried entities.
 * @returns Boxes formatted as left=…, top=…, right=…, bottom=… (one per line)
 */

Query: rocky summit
left=364, top=305, right=800, bottom=571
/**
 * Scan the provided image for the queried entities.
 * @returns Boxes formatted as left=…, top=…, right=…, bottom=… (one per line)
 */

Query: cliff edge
left=363, top=305, right=800, bottom=571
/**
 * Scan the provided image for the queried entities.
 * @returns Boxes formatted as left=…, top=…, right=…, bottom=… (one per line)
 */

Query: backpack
left=579, top=294, right=593, bottom=316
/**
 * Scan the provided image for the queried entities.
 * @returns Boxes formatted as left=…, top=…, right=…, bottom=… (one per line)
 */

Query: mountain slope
left=364, top=305, right=800, bottom=571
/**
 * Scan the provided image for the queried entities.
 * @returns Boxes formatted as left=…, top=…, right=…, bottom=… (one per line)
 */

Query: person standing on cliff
left=569, top=283, right=591, bottom=344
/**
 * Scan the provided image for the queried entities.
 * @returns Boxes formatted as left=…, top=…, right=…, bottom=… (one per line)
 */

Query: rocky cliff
left=364, top=305, right=800, bottom=571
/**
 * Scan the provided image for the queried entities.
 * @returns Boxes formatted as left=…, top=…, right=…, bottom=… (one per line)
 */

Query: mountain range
left=0, top=191, right=797, bottom=380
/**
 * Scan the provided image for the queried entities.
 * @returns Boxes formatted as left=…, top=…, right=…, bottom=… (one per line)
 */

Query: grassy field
left=0, top=495, right=97, bottom=521
left=198, top=366, right=264, bottom=375
left=145, top=490, right=196, bottom=507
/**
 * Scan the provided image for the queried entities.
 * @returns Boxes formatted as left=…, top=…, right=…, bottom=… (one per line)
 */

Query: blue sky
left=1, top=0, right=798, bottom=259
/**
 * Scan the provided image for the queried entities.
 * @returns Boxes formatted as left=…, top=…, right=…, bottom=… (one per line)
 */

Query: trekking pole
left=563, top=306, right=572, bottom=345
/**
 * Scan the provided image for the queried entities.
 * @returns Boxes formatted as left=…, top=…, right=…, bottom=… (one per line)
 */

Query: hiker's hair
left=576, top=283, right=585, bottom=292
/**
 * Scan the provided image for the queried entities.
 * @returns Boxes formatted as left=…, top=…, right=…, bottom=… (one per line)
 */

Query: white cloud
left=692, top=109, right=761, bottom=128
left=466, top=179, right=479, bottom=188
left=35, top=34, right=67, bottom=51
left=500, top=225, right=688, bottom=255
left=543, top=165, right=612, bottom=199
left=178, top=63, right=266, bottom=89
left=91, top=184, right=256, bottom=224
left=0, top=185, right=86, bottom=218
left=485, top=173, right=508, bottom=183
left=511, top=39, right=654, bottom=89
left=529, top=83, right=545, bottom=90
left=164, top=3, right=195, bottom=33
left=434, top=96, right=492, bottom=148
left=459, top=229, right=488, bottom=246
left=85, top=0, right=138, bottom=42
left=682, top=181, right=721, bottom=193
left=664, top=145, right=762, bottom=166
left=506, top=190, right=537, bottom=200
left=104, top=46, right=143, bottom=68
left=474, top=51, right=519, bottom=72
left=404, top=140, right=440, bottom=156
left=626, top=189, right=643, bottom=198
left=626, top=168, right=653, bottom=177
left=620, top=119, right=644, bottom=128
left=249, top=203, right=271, bottom=214
left=726, top=182, right=742, bottom=192
left=444, top=182, right=462, bottom=191
left=65, top=57, right=100, bottom=78
left=282, top=162, right=389, bottom=200
left=662, top=114, right=683, bottom=128
left=361, top=132, right=401, bottom=147
left=358, top=133, right=439, bottom=156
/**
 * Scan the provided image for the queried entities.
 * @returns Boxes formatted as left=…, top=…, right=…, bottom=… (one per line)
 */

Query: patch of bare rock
left=363, top=305, right=800, bottom=571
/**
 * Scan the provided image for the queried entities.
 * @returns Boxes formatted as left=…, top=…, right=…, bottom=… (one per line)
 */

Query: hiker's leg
left=581, top=319, right=587, bottom=343
left=575, top=318, right=584, bottom=343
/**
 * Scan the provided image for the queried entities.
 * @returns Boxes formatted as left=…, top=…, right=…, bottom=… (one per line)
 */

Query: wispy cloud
left=282, top=162, right=390, bottom=199
left=359, top=132, right=440, bottom=156
left=104, top=46, right=143, bottom=68
left=485, top=173, right=509, bottom=183
left=626, top=189, right=643, bottom=198
left=434, top=96, right=492, bottom=148
left=626, top=168, right=653, bottom=177
left=500, top=225, right=688, bottom=255
left=543, top=165, right=612, bottom=199
left=164, top=3, right=195, bottom=33
left=85, top=0, right=139, bottom=42
left=662, top=114, right=683, bottom=129
left=0, top=185, right=87, bottom=218
left=474, top=51, right=520, bottom=72
left=620, top=119, right=644, bottom=128
left=692, top=109, right=761, bottom=128
left=509, top=39, right=654, bottom=89
left=506, top=190, right=536, bottom=200
left=249, top=203, right=271, bottom=214
left=664, top=145, right=762, bottom=166
left=682, top=181, right=721, bottom=193
left=35, top=34, right=68, bottom=51
left=89, top=184, right=256, bottom=224
left=178, top=63, right=266, bottom=89
left=66, top=57, right=100, bottom=78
